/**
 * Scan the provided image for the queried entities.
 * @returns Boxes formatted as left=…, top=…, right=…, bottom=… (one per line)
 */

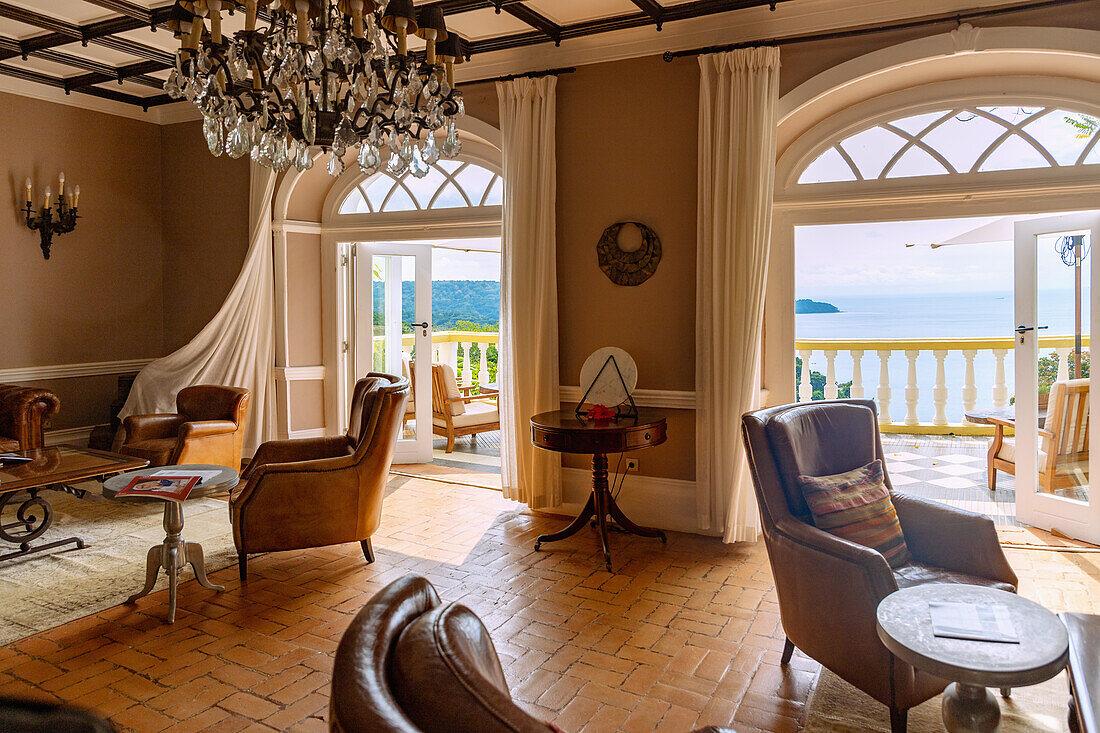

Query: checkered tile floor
left=881, top=434, right=1019, bottom=526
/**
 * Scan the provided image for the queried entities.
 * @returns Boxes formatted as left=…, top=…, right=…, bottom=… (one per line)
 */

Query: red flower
left=585, top=404, right=616, bottom=421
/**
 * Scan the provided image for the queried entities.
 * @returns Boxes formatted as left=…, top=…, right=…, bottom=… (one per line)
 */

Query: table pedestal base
left=534, top=453, right=666, bottom=572
left=126, top=501, right=224, bottom=623
left=942, top=683, right=1000, bottom=733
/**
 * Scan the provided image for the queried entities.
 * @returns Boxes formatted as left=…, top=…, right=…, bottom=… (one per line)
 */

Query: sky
left=796, top=214, right=1096, bottom=299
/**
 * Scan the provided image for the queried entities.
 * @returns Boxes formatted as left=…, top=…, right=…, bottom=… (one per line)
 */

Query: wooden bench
left=1062, top=612, right=1100, bottom=733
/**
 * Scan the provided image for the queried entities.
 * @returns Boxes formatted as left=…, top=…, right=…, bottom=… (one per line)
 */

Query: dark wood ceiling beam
left=422, top=0, right=528, bottom=13
left=501, top=3, right=561, bottom=45
left=77, top=0, right=154, bottom=25
left=0, top=1, right=81, bottom=39
left=17, top=4, right=174, bottom=55
left=630, top=0, right=665, bottom=30
left=65, top=58, right=164, bottom=89
left=0, top=60, right=153, bottom=104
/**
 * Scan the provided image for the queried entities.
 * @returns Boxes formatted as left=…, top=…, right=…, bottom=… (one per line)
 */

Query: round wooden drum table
left=530, top=409, right=667, bottom=571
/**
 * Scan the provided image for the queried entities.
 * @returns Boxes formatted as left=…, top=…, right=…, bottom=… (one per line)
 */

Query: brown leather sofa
left=230, top=374, right=408, bottom=581
left=330, top=573, right=735, bottom=733
left=741, top=400, right=1018, bottom=733
left=0, top=384, right=60, bottom=452
left=117, top=385, right=249, bottom=468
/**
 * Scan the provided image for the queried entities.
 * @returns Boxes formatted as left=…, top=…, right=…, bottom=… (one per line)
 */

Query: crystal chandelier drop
left=163, top=0, right=468, bottom=177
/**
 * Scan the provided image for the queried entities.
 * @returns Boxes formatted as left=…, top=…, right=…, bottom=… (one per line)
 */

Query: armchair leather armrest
left=180, top=420, right=238, bottom=440
left=233, top=453, right=352, bottom=508
left=243, top=436, right=351, bottom=480
left=893, top=492, right=1018, bottom=588
left=775, top=515, right=896, bottom=582
left=122, top=414, right=185, bottom=442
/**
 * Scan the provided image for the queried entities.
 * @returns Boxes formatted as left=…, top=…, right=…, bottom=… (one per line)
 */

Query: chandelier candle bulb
left=24, top=178, right=31, bottom=204
left=44, top=186, right=51, bottom=208
left=244, top=0, right=257, bottom=30
left=207, top=0, right=223, bottom=44
left=73, top=186, right=80, bottom=208
left=58, top=171, right=64, bottom=194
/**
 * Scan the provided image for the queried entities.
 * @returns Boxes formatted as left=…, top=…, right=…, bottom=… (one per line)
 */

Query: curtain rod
left=461, top=66, right=577, bottom=87
left=662, top=0, right=1094, bottom=61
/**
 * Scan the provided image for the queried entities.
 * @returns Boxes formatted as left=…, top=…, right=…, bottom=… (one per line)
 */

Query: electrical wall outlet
left=626, top=459, right=639, bottom=471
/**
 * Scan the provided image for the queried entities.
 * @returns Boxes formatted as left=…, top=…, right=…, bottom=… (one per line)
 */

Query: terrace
left=399, top=331, right=1058, bottom=526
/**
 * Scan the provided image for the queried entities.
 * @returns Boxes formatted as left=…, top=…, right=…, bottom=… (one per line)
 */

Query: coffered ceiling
left=0, top=0, right=1082, bottom=120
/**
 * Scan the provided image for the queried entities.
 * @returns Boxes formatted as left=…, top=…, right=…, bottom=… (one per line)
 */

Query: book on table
left=929, top=601, right=1020, bottom=644
left=116, top=475, right=201, bottom=502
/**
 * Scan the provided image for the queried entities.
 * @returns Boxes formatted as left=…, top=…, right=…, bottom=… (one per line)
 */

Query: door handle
left=1015, top=325, right=1050, bottom=333
left=410, top=322, right=431, bottom=336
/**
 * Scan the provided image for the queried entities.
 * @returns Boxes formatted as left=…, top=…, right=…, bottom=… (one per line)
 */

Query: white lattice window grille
left=338, top=160, right=503, bottom=214
left=798, top=106, right=1100, bottom=184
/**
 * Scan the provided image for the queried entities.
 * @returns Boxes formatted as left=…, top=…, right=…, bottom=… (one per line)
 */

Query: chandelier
left=163, top=0, right=467, bottom=178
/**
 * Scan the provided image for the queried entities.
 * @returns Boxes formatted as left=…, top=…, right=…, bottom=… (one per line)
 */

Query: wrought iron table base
left=535, top=453, right=666, bottom=571
left=126, top=500, right=224, bottom=623
left=0, top=486, right=85, bottom=563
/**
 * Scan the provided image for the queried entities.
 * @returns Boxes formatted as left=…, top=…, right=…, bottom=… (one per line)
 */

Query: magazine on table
left=929, top=601, right=1019, bottom=644
left=0, top=452, right=33, bottom=465
left=116, top=475, right=201, bottom=502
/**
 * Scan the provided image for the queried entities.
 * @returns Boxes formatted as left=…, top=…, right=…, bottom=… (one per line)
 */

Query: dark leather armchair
left=117, top=385, right=249, bottom=468
left=741, top=400, right=1018, bottom=733
left=330, top=574, right=735, bottom=733
left=0, top=385, right=60, bottom=452
left=230, top=373, right=409, bottom=581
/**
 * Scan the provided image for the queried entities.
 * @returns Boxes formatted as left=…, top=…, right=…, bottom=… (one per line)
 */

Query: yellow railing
left=794, top=335, right=1090, bottom=435
left=374, top=330, right=499, bottom=384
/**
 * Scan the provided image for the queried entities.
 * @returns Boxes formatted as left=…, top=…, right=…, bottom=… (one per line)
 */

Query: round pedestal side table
left=876, top=584, right=1069, bottom=733
left=530, top=408, right=667, bottom=572
left=104, top=464, right=239, bottom=623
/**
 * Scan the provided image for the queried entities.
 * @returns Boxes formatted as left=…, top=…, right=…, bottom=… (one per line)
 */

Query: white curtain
left=496, top=76, right=561, bottom=509
left=695, top=47, right=781, bottom=543
left=119, top=162, right=277, bottom=456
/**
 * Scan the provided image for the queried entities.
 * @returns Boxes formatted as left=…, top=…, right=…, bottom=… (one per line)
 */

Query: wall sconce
left=23, top=172, right=79, bottom=260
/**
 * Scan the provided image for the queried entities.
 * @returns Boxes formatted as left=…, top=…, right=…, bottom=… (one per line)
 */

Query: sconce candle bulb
left=22, top=174, right=80, bottom=260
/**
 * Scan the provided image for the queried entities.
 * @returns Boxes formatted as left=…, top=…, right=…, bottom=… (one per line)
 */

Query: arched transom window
left=338, top=160, right=503, bottom=214
left=798, top=106, right=1100, bottom=184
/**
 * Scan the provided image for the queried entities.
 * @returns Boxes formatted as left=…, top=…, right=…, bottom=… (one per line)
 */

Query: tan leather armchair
left=0, top=384, right=60, bottom=452
left=330, top=574, right=735, bottom=733
left=117, top=385, right=249, bottom=468
left=230, top=373, right=409, bottom=581
left=742, top=400, right=1018, bottom=733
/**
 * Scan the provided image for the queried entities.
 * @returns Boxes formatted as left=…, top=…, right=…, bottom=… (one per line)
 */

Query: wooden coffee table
left=0, top=446, right=148, bottom=562
left=877, top=584, right=1069, bottom=732
left=104, top=464, right=238, bottom=623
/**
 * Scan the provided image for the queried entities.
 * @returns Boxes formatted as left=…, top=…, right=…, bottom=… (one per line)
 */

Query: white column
left=850, top=350, right=865, bottom=399
left=798, top=349, right=813, bottom=402
left=478, top=342, right=491, bottom=385
left=824, top=350, right=838, bottom=399
left=904, top=350, right=920, bottom=426
left=460, top=342, right=472, bottom=384
left=992, top=349, right=1009, bottom=407
left=877, top=350, right=892, bottom=425
left=1056, top=347, right=1071, bottom=382
left=961, top=349, right=977, bottom=419
left=932, top=350, right=948, bottom=426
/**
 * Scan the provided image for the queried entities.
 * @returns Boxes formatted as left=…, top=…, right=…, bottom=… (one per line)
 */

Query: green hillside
left=373, top=280, right=500, bottom=330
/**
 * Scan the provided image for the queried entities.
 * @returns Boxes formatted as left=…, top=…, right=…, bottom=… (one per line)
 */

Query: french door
left=1014, top=212, right=1100, bottom=542
left=350, top=242, right=433, bottom=464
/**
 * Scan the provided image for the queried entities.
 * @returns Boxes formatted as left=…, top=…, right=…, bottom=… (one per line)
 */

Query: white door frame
left=1014, top=212, right=1100, bottom=542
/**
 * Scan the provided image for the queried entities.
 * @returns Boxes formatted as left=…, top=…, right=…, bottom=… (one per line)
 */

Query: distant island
left=796, top=299, right=840, bottom=314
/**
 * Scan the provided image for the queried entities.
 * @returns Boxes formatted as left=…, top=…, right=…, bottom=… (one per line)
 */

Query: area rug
left=805, top=669, right=1070, bottom=732
left=0, top=487, right=238, bottom=646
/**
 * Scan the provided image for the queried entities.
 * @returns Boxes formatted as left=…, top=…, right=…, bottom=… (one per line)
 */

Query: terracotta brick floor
left=1, top=476, right=1099, bottom=732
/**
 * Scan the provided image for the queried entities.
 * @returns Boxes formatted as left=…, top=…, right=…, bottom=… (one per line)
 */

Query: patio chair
left=431, top=364, right=498, bottom=453
left=401, top=356, right=416, bottom=431
left=988, top=378, right=1089, bottom=492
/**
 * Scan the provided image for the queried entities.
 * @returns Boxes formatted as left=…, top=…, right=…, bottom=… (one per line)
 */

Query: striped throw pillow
left=797, top=459, right=910, bottom=567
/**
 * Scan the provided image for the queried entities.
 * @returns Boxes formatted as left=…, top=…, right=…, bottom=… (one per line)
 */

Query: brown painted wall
left=555, top=56, right=699, bottom=480
left=0, top=95, right=165, bottom=430
left=160, top=121, right=251, bottom=353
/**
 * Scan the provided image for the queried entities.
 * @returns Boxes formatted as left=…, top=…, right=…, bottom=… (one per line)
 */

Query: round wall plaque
left=597, top=222, right=662, bottom=286
left=579, top=347, right=638, bottom=407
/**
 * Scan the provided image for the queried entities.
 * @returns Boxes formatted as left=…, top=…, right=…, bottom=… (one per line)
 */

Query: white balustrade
left=992, top=349, right=1008, bottom=407
left=850, top=350, right=865, bottom=399
left=798, top=349, right=813, bottom=402
left=460, top=342, right=472, bottom=384
left=877, top=350, right=892, bottom=425
left=478, top=344, right=491, bottom=385
left=794, top=336, right=1089, bottom=431
left=824, top=350, right=838, bottom=399
left=932, top=350, right=948, bottom=426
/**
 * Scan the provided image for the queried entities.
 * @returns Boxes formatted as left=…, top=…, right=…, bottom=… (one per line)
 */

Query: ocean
left=795, top=290, right=1091, bottom=423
